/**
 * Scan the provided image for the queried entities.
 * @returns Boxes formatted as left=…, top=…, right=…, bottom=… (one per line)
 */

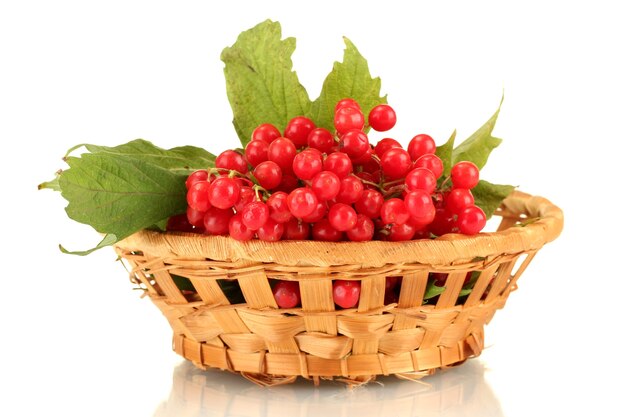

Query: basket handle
left=499, top=190, right=564, bottom=244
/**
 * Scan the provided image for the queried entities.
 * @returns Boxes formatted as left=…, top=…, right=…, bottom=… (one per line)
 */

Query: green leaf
left=472, top=179, right=515, bottom=218
left=221, top=20, right=311, bottom=147
left=424, top=279, right=447, bottom=300
left=38, top=176, right=61, bottom=191
left=435, top=129, right=457, bottom=177
left=459, top=271, right=481, bottom=297
left=58, top=152, right=188, bottom=254
left=69, top=139, right=215, bottom=175
left=310, top=38, right=387, bottom=132
left=451, top=95, right=504, bottom=170
left=59, top=234, right=119, bottom=256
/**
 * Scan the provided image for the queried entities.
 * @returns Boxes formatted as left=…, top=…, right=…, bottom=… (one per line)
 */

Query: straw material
left=115, top=191, right=563, bottom=385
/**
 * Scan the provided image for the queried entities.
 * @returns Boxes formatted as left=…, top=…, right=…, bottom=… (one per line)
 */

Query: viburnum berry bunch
left=172, top=98, right=487, bottom=244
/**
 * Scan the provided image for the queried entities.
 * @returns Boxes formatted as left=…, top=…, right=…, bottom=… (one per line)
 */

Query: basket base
left=172, top=329, right=484, bottom=385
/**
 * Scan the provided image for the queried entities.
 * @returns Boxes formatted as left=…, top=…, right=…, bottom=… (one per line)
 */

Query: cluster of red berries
left=170, top=98, right=487, bottom=244
left=167, top=99, right=488, bottom=309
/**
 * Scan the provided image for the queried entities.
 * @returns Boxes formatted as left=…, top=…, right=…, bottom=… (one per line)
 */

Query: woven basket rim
left=116, top=190, right=563, bottom=268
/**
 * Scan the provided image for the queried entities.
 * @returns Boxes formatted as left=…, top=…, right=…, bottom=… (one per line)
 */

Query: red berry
left=332, top=280, right=361, bottom=309
left=229, top=213, right=255, bottom=241
left=350, top=145, right=373, bottom=165
left=323, top=152, right=353, bottom=178
left=266, top=191, right=293, bottom=223
left=287, top=187, right=319, bottom=218
left=414, top=154, right=444, bottom=179
left=408, top=134, right=436, bottom=161
left=244, top=140, right=269, bottom=167
left=241, top=201, right=269, bottom=231
left=339, top=129, right=369, bottom=160
left=380, top=198, right=410, bottom=225
left=328, top=203, right=357, bottom=232
left=307, top=127, right=335, bottom=153
left=284, top=116, right=316, bottom=148
left=374, top=138, right=402, bottom=158
left=268, top=137, right=297, bottom=173
left=283, top=218, right=311, bottom=240
left=301, top=201, right=328, bottom=223
left=203, top=207, right=233, bottom=235
left=404, top=190, right=435, bottom=219
left=186, top=206, right=206, bottom=228
left=234, top=186, right=255, bottom=212
left=445, top=188, right=475, bottom=214
left=388, top=222, right=416, bottom=241
left=215, top=150, right=248, bottom=174
left=335, top=175, right=364, bottom=205
left=380, top=148, right=412, bottom=180
left=312, top=218, right=343, bottom=241
left=311, top=170, right=341, bottom=201
left=457, top=205, right=487, bottom=235
left=273, top=281, right=301, bottom=308
left=346, top=214, right=375, bottom=241
left=335, top=98, right=361, bottom=112
left=252, top=123, right=281, bottom=144
left=186, top=181, right=211, bottom=212
left=430, top=208, right=457, bottom=236
left=292, top=149, right=323, bottom=181
left=354, top=189, right=384, bottom=218
left=208, top=177, right=241, bottom=209
left=334, top=106, right=365, bottom=134
left=368, top=104, right=396, bottom=132
left=253, top=160, right=283, bottom=190
left=451, top=161, right=480, bottom=189
left=186, top=169, right=209, bottom=189
left=256, top=218, right=285, bottom=241
left=405, top=168, right=437, bottom=194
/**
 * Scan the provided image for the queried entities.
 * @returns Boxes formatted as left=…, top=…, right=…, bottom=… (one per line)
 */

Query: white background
left=1, top=1, right=624, bottom=416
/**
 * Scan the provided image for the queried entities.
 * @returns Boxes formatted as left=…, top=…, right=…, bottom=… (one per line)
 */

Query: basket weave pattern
left=115, top=191, right=562, bottom=384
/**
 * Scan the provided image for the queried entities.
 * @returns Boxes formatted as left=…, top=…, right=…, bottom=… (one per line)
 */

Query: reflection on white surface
left=154, top=359, right=504, bottom=417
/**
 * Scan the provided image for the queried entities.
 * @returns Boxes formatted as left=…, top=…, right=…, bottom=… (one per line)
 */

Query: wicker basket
left=115, top=190, right=563, bottom=385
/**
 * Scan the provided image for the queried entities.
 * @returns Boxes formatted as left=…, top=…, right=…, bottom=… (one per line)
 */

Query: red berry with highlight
left=273, top=281, right=301, bottom=308
left=368, top=104, right=396, bottom=132
left=268, top=137, right=297, bottom=173
left=287, top=188, right=319, bottom=218
left=408, top=134, right=436, bottom=161
left=284, top=116, right=315, bottom=148
left=457, top=205, right=487, bottom=235
left=334, top=106, right=365, bottom=134
left=451, top=161, right=480, bottom=189
left=328, top=203, right=357, bottom=232
left=215, top=150, right=247, bottom=174
left=333, top=280, right=361, bottom=309
left=380, top=148, right=412, bottom=180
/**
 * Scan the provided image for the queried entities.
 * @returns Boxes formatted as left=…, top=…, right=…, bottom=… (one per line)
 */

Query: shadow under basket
left=115, top=191, right=563, bottom=386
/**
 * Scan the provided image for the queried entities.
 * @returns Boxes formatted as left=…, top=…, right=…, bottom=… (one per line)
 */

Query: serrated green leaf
left=221, top=20, right=311, bottom=147
left=451, top=95, right=503, bottom=170
left=472, top=179, right=515, bottom=219
left=58, top=153, right=188, bottom=254
left=310, top=37, right=387, bottom=132
left=435, top=129, right=457, bottom=177
left=71, top=139, right=215, bottom=174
